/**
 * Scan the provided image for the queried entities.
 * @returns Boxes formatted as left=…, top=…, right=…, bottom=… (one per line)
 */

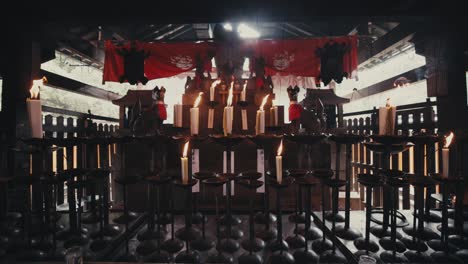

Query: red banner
left=243, top=36, right=358, bottom=80
left=103, top=40, right=218, bottom=83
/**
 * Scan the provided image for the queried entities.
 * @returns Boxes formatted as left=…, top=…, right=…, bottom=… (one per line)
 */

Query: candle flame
left=277, top=139, right=283, bottom=156
left=211, top=79, right=221, bottom=88
left=182, top=141, right=189, bottom=158
left=444, top=132, right=454, bottom=148
left=193, top=92, right=203, bottom=108
left=30, top=77, right=47, bottom=99
left=260, top=94, right=270, bottom=111
left=227, top=82, right=233, bottom=106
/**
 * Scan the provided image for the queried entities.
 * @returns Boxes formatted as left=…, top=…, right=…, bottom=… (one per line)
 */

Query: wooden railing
left=343, top=98, right=438, bottom=210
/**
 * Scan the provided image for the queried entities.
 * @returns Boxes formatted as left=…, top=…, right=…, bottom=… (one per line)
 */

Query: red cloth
left=103, top=41, right=218, bottom=82
left=255, top=76, right=264, bottom=89
left=156, top=104, right=167, bottom=120
left=243, top=36, right=358, bottom=78
left=289, top=104, right=303, bottom=122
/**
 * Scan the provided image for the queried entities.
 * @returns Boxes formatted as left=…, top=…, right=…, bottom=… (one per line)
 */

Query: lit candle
left=223, top=82, right=234, bottom=136
left=442, top=132, right=454, bottom=178
left=190, top=92, right=203, bottom=136
left=181, top=141, right=189, bottom=183
left=276, top=139, right=283, bottom=183
left=241, top=81, right=247, bottom=102
left=270, top=99, right=278, bottom=126
left=255, top=94, right=269, bottom=135
left=210, top=79, right=221, bottom=102
left=26, top=77, right=46, bottom=138
left=378, top=98, right=396, bottom=135
left=174, top=103, right=183, bottom=127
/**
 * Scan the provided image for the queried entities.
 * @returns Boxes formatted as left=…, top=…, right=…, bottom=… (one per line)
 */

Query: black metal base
left=217, top=238, right=240, bottom=253
left=430, top=251, right=463, bottom=264
left=414, top=210, right=442, bottom=223
left=427, top=239, right=459, bottom=253
left=267, top=251, right=295, bottom=264
left=17, top=249, right=48, bottom=261
left=402, top=226, right=440, bottom=240
left=293, top=249, right=319, bottom=264
left=191, top=238, right=215, bottom=251
left=175, top=250, right=201, bottom=263
left=191, top=212, right=207, bottom=225
left=400, top=236, right=428, bottom=251
left=437, top=223, right=457, bottom=235
left=320, top=249, right=347, bottom=264
left=449, top=235, right=468, bottom=249
left=285, top=234, right=306, bottom=249
left=0, top=225, right=22, bottom=237
left=90, top=225, right=122, bottom=239
left=379, top=237, right=407, bottom=252
left=380, top=250, right=408, bottom=263
left=256, top=227, right=278, bottom=242
left=161, top=238, right=184, bottom=254
left=81, top=212, right=99, bottom=224
left=268, top=239, right=289, bottom=252
left=288, top=212, right=312, bottom=224
left=116, top=253, right=138, bottom=262
left=89, top=237, right=111, bottom=252
left=219, top=214, right=242, bottom=226
left=238, top=253, right=263, bottom=264
left=295, top=226, right=323, bottom=240
left=144, top=250, right=172, bottom=263
left=113, top=211, right=138, bottom=224
left=137, top=227, right=165, bottom=241
left=254, top=212, right=277, bottom=224
left=30, top=238, right=54, bottom=251
left=63, top=234, right=89, bottom=249
left=370, top=225, right=402, bottom=239
left=175, top=226, right=201, bottom=241
left=220, top=227, right=244, bottom=239
left=354, top=237, right=380, bottom=252
left=206, top=252, right=234, bottom=263
left=404, top=250, right=433, bottom=263
left=135, top=240, right=158, bottom=256
left=324, top=212, right=345, bottom=223
left=354, top=250, right=380, bottom=263
left=155, top=212, right=172, bottom=225
left=335, top=225, right=363, bottom=240
left=311, top=238, right=333, bottom=254
left=241, top=238, right=266, bottom=252
left=56, top=227, right=89, bottom=241
left=455, top=249, right=468, bottom=259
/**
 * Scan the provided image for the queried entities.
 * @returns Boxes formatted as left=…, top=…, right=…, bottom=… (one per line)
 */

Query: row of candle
left=180, top=139, right=285, bottom=184
left=175, top=82, right=279, bottom=136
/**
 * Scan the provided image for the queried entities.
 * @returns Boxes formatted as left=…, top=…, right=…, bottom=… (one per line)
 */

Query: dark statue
left=287, top=85, right=303, bottom=133
left=316, top=42, right=349, bottom=86
left=299, top=89, right=326, bottom=133
left=117, top=41, right=150, bottom=85
left=184, top=52, right=213, bottom=90
left=129, top=86, right=167, bottom=135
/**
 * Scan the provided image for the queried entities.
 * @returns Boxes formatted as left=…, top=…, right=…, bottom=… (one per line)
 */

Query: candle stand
left=292, top=176, right=319, bottom=264
left=238, top=178, right=265, bottom=264
left=309, top=169, right=333, bottom=253
left=353, top=174, right=381, bottom=261
left=284, top=169, right=308, bottom=249
left=160, top=180, right=184, bottom=256
left=203, top=176, right=234, bottom=264
left=266, top=177, right=295, bottom=264
left=329, top=134, right=366, bottom=240
left=428, top=174, right=463, bottom=264
left=247, top=135, right=282, bottom=241
left=174, top=178, right=201, bottom=263
left=191, top=172, right=216, bottom=251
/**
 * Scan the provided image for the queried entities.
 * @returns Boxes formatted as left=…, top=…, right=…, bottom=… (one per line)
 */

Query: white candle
left=276, top=140, right=283, bottom=183
left=208, top=108, right=214, bottom=129
left=190, top=92, right=203, bottom=135
left=442, top=132, right=454, bottom=178
left=174, top=104, right=183, bottom=127
left=378, top=105, right=396, bottom=135
left=27, top=78, right=46, bottom=138
left=181, top=141, right=189, bottom=183
left=223, top=82, right=234, bottom=136
left=241, top=82, right=247, bottom=102
left=255, top=110, right=265, bottom=135
left=241, top=109, right=248, bottom=130
left=270, top=105, right=278, bottom=126
left=255, top=94, right=269, bottom=135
